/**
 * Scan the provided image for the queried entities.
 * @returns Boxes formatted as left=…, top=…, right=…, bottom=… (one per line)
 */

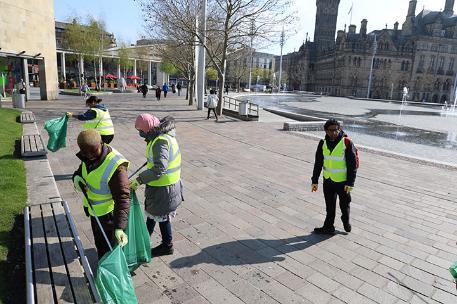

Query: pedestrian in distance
left=19, top=78, right=26, bottom=94
left=66, top=96, right=115, bottom=144
left=141, top=82, right=149, bottom=98
left=206, top=89, right=219, bottom=121
left=171, top=83, right=176, bottom=94
left=155, top=86, right=162, bottom=101
left=312, top=118, right=358, bottom=235
left=130, top=113, right=183, bottom=257
left=177, top=83, right=182, bottom=96
left=80, top=82, right=90, bottom=98
left=72, top=129, right=130, bottom=259
left=162, top=83, right=169, bottom=98
left=225, top=84, right=229, bottom=95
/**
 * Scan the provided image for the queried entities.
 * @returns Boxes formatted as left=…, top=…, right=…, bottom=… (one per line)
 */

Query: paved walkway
left=26, top=92, right=457, bottom=303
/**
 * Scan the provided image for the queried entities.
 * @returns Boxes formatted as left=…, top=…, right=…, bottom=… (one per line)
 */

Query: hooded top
left=311, top=130, right=358, bottom=186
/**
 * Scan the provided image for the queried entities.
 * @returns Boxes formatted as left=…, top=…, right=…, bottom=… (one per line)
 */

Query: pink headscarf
left=135, top=113, right=160, bottom=133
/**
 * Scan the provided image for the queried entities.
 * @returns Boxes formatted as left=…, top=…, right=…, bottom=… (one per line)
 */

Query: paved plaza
left=25, top=92, right=457, bottom=303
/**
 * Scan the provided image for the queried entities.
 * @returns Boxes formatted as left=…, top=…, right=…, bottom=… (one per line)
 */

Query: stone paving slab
left=24, top=92, right=457, bottom=303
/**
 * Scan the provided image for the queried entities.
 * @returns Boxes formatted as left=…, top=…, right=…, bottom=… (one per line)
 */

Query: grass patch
left=0, top=108, right=27, bottom=303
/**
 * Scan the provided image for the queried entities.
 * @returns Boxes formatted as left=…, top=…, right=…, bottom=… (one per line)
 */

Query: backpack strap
left=343, top=137, right=351, bottom=148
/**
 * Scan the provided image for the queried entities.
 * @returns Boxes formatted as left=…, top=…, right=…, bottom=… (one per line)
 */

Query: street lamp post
left=278, top=27, right=285, bottom=92
left=196, top=0, right=207, bottom=110
left=367, top=34, right=377, bottom=99
left=248, top=19, right=255, bottom=92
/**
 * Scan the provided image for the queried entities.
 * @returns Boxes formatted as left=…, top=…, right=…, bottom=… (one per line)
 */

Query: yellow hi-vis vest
left=146, top=134, right=181, bottom=187
left=322, top=139, right=347, bottom=182
left=83, top=108, right=115, bottom=136
left=82, top=147, right=129, bottom=216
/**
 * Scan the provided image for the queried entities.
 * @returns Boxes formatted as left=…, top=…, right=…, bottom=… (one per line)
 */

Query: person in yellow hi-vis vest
left=66, top=96, right=115, bottom=144
left=311, top=119, right=358, bottom=235
left=72, top=129, right=130, bottom=259
left=129, top=113, right=183, bottom=257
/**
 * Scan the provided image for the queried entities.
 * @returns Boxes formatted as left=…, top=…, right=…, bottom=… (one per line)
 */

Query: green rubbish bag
left=449, top=261, right=457, bottom=280
left=95, top=245, right=138, bottom=304
left=124, top=190, right=152, bottom=271
left=44, top=115, right=68, bottom=152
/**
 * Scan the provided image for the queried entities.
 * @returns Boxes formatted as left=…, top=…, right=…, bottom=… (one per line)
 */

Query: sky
left=54, top=0, right=444, bottom=55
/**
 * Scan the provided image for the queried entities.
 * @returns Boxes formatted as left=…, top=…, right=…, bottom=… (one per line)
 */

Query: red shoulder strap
left=345, top=137, right=354, bottom=148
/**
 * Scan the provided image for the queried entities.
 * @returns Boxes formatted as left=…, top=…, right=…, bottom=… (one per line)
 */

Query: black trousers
left=90, top=212, right=117, bottom=259
left=323, top=179, right=351, bottom=228
left=146, top=218, right=173, bottom=246
left=207, top=108, right=218, bottom=119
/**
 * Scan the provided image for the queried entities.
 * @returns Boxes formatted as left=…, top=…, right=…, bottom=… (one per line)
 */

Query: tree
left=135, top=46, right=151, bottom=83
left=62, top=16, right=111, bottom=88
left=62, top=18, right=86, bottom=86
left=118, top=44, right=133, bottom=78
left=158, top=42, right=197, bottom=104
left=137, top=0, right=294, bottom=114
left=206, top=67, right=218, bottom=88
left=160, top=61, right=179, bottom=75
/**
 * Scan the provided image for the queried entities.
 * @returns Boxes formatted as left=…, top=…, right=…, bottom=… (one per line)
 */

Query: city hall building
left=281, top=0, right=457, bottom=103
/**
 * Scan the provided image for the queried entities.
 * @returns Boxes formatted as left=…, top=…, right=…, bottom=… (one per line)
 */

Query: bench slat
left=41, top=204, right=75, bottom=303
left=20, top=111, right=36, bottom=123
left=30, top=205, right=55, bottom=303
left=52, top=202, right=94, bottom=303
left=21, top=135, right=47, bottom=157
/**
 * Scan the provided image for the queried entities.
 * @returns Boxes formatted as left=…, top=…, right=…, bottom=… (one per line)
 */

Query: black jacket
left=311, top=131, right=357, bottom=187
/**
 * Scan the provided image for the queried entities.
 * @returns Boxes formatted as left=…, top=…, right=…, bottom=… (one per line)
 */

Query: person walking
left=155, top=86, right=162, bottom=101
left=311, top=118, right=357, bottom=234
left=80, top=82, right=90, bottom=98
left=129, top=113, right=183, bottom=257
left=141, top=82, right=149, bottom=98
left=206, top=89, right=218, bottom=121
left=72, top=129, right=130, bottom=259
left=66, top=96, right=115, bottom=144
left=162, top=83, right=169, bottom=98
left=177, top=83, right=182, bottom=96
left=171, top=83, right=176, bottom=94
left=225, top=84, right=229, bottom=95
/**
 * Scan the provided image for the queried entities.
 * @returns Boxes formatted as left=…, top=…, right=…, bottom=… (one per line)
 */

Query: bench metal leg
left=24, top=207, right=35, bottom=304
left=63, top=201, right=101, bottom=303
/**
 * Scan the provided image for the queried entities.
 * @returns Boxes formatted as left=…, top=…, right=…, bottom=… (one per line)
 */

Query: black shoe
left=313, top=226, right=335, bottom=235
left=343, top=222, right=352, bottom=232
left=151, top=243, right=174, bottom=257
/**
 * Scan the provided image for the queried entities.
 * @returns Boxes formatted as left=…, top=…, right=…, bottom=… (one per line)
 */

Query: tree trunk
left=188, top=78, right=195, bottom=106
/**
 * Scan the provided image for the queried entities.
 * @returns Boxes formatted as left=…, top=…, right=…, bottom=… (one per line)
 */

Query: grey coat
left=138, top=116, right=183, bottom=216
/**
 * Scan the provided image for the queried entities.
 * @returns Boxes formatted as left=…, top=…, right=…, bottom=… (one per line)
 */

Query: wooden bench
left=20, top=111, right=36, bottom=123
left=25, top=201, right=100, bottom=303
left=21, top=134, right=47, bottom=157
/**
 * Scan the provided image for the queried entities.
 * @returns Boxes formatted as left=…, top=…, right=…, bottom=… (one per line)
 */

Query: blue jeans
left=146, top=218, right=172, bottom=246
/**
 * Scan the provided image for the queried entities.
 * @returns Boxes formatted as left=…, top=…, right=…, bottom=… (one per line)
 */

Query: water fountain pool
left=239, top=93, right=457, bottom=165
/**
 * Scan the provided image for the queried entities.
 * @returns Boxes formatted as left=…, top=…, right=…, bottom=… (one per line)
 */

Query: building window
left=405, top=61, right=410, bottom=71
left=429, top=56, right=436, bottom=71
left=439, top=57, right=445, bottom=70
left=418, top=55, right=425, bottom=69
left=449, top=58, right=455, bottom=72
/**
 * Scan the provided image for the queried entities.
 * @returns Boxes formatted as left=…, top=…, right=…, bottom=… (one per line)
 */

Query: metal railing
left=223, top=96, right=259, bottom=116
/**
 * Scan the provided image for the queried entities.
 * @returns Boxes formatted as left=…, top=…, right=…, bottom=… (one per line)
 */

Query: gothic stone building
left=282, top=0, right=457, bottom=103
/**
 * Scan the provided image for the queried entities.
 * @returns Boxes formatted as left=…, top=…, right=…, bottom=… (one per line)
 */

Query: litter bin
left=239, top=101, right=249, bottom=116
left=13, top=93, right=26, bottom=109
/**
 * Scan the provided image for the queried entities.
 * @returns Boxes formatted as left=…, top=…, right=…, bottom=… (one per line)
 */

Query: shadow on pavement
left=170, top=233, right=334, bottom=269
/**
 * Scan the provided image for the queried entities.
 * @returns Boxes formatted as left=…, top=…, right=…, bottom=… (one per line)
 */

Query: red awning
left=127, top=75, right=141, bottom=80
left=104, top=73, right=118, bottom=79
